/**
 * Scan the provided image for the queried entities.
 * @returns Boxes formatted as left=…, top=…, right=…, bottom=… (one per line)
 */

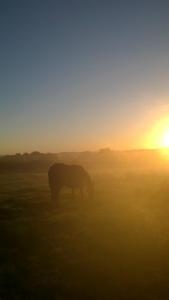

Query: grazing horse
left=48, top=163, right=93, bottom=201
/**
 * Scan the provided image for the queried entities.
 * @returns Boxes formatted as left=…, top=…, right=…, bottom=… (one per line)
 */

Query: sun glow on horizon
left=145, top=117, right=169, bottom=150
left=160, top=131, right=169, bottom=148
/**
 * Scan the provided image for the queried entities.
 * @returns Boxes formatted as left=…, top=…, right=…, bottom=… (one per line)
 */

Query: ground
left=0, top=168, right=169, bottom=299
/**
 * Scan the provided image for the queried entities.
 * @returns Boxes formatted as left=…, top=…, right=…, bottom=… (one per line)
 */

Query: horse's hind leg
left=51, top=187, right=60, bottom=202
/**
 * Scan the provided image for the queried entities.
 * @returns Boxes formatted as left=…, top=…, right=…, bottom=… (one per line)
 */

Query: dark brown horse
left=48, top=163, right=93, bottom=201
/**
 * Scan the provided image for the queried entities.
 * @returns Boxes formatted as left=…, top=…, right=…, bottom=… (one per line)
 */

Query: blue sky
left=1, top=0, right=169, bottom=153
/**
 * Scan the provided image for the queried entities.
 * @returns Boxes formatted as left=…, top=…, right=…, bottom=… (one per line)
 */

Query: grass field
left=1, top=167, right=169, bottom=299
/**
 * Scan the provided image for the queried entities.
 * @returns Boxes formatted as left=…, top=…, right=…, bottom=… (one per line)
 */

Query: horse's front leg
left=71, top=188, right=75, bottom=199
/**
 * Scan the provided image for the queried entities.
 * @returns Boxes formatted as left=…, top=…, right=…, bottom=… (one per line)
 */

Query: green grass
left=1, top=169, right=169, bottom=299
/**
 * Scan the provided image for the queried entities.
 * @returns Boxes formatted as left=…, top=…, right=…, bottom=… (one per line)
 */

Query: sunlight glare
left=145, top=117, right=169, bottom=150
left=161, top=131, right=169, bottom=148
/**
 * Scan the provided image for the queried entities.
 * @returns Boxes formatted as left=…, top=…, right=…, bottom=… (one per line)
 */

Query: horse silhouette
left=48, top=163, right=93, bottom=201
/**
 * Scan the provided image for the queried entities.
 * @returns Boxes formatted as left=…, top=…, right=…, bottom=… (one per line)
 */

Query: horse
left=48, top=163, right=93, bottom=201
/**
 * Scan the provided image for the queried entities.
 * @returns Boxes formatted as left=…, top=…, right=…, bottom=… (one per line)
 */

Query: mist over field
left=1, top=150, right=169, bottom=299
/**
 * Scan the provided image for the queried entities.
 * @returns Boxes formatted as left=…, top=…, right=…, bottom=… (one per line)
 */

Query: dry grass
left=0, top=168, right=169, bottom=299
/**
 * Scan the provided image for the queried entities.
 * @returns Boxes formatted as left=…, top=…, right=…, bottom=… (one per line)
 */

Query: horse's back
left=48, top=163, right=90, bottom=187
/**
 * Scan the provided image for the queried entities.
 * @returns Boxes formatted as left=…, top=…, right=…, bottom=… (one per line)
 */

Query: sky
left=1, top=0, right=169, bottom=154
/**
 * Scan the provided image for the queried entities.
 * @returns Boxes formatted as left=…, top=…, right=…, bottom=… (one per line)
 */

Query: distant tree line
left=0, top=149, right=166, bottom=173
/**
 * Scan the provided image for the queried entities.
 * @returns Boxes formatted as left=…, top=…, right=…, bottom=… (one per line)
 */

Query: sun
left=161, top=131, right=169, bottom=148
left=145, top=117, right=169, bottom=150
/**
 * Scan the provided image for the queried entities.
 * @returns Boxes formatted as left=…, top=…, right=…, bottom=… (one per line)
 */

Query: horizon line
left=1, top=147, right=168, bottom=156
